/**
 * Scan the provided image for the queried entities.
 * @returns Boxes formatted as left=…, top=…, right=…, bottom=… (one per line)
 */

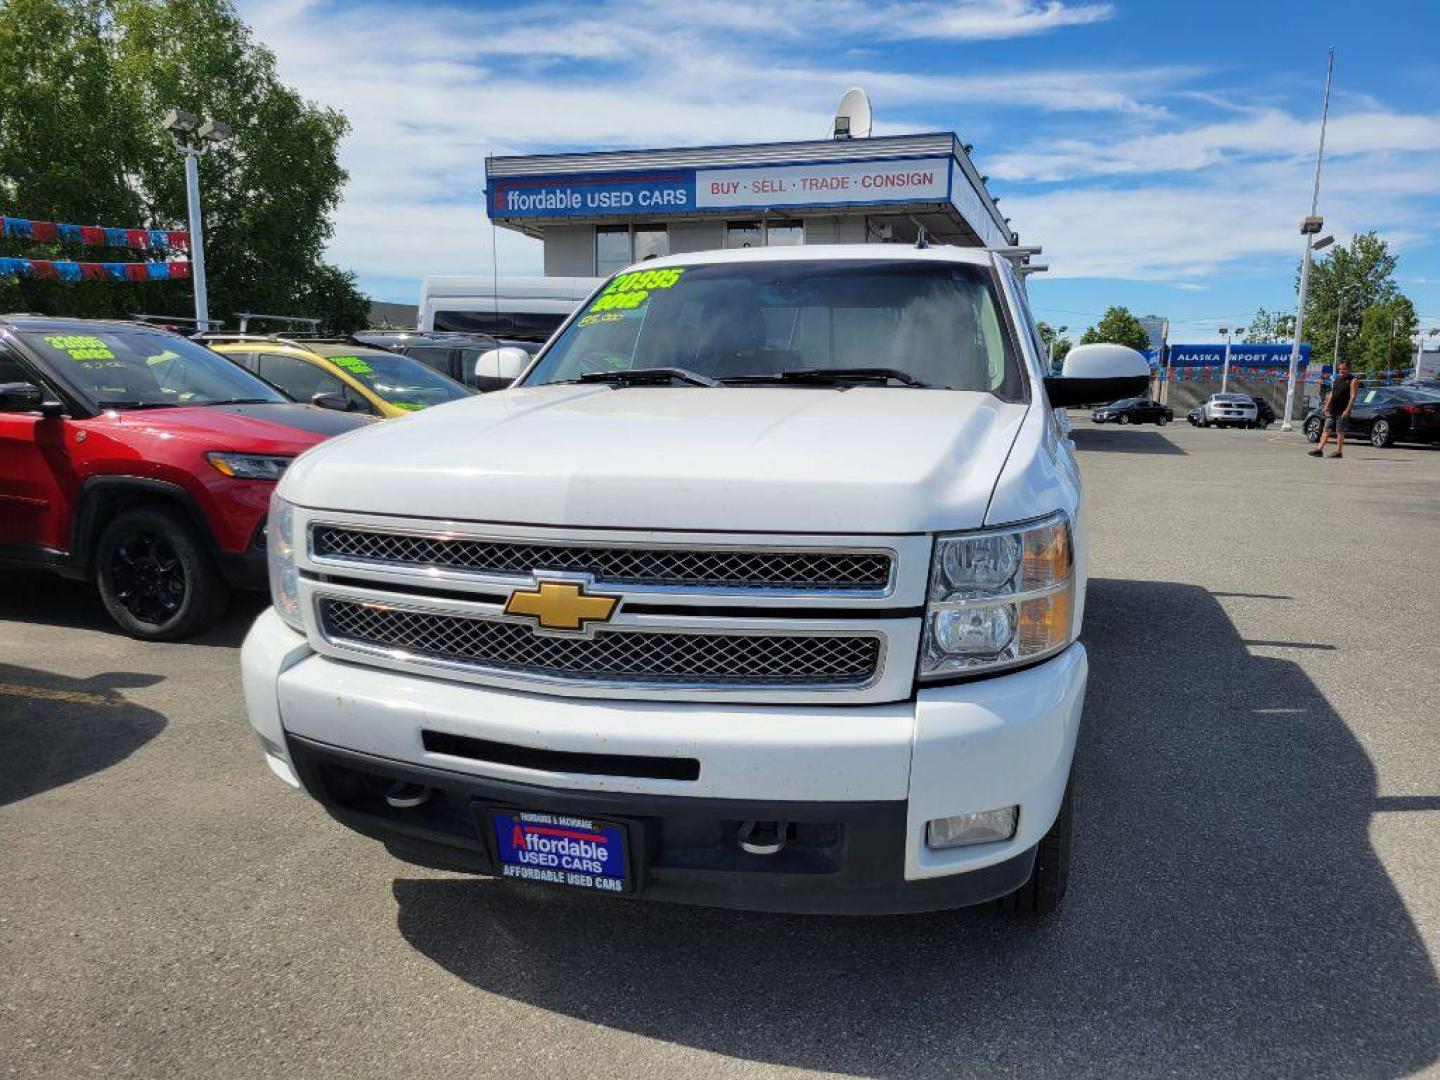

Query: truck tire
left=95, top=505, right=231, bottom=640
left=999, top=778, right=1073, bottom=915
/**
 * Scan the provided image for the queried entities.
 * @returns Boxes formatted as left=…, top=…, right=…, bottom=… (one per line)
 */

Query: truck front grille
left=311, top=526, right=891, bottom=593
left=319, top=599, right=882, bottom=689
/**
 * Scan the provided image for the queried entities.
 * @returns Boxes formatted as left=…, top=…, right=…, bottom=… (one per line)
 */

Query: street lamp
left=1220, top=326, right=1244, bottom=392
left=1046, top=325, right=1068, bottom=372
left=1282, top=48, right=1336, bottom=432
left=161, top=108, right=232, bottom=330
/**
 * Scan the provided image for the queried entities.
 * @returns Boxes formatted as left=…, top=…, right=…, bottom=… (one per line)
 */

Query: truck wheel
left=999, top=778, right=1073, bottom=915
left=95, top=505, right=230, bottom=640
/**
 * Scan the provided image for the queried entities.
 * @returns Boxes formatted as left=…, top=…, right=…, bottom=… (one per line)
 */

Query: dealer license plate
left=489, top=809, right=630, bottom=894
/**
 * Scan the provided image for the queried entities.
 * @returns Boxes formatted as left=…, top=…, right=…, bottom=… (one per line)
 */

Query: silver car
left=1199, top=393, right=1259, bottom=428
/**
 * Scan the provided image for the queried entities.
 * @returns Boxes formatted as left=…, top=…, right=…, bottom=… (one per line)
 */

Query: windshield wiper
left=723, top=367, right=939, bottom=389
left=203, top=398, right=279, bottom=406
left=575, top=367, right=719, bottom=388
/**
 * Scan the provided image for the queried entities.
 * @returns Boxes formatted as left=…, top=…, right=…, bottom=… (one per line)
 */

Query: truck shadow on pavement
left=393, top=578, right=1439, bottom=1079
left=1069, top=427, right=1186, bottom=454
left=0, top=663, right=165, bottom=807
left=0, top=568, right=267, bottom=648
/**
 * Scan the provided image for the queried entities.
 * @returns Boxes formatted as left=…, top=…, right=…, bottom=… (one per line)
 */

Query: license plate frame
left=484, top=807, right=634, bottom=895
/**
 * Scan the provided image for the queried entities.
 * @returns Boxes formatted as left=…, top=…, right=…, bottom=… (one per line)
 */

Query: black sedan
left=1251, top=396, right=1276, bottom=428
left=1092, top=397, right=1173, bottom=426
left=1303, top=385, right=1440, bottom=447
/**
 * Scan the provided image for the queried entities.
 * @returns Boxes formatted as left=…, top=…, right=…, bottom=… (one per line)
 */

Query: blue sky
left=240, top=0, right=1440, bottom=345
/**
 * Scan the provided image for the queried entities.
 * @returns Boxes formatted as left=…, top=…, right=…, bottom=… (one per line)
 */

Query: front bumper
left=242, top=609, right=1088, bottom=914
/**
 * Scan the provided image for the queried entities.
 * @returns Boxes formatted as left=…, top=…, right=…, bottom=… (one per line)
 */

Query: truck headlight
left=920, top=512, right=1074, bottom=680
left=267, top=491, right=304, bottom=632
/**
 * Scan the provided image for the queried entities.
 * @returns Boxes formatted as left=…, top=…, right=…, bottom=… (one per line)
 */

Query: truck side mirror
left=1043, top=344, right=1151, bottom=409
left=474, top=347, right=532, bottom=393
left=0, top=382, right=45, bottom=413
left=310, top=392, right=349, bottom=412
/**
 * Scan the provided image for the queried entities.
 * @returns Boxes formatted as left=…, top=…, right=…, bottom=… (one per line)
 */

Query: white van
left=418, top=275, right=601, bottom=341
left=243, top=246, right=1146, bottom=915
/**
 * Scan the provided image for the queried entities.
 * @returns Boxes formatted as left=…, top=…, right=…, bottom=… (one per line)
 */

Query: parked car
left=1198, top=393, right=1258, bottom=428
left=242, top=246, right=1151, bottom=916
left=1091, top=397, right=1172, bottom=425
left=207, top=337, right=471, bottom=418
left=1250, top=396, right=1276, bottom=428
left=354, top=330, right=541, bottom=391
left=0, top=316, right=372, bottom=639
left=1303, top=385, right=1440, bottom=447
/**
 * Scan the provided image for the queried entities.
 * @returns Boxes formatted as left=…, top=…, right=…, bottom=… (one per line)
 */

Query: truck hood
left=282, top=384, right=1028, bottom=533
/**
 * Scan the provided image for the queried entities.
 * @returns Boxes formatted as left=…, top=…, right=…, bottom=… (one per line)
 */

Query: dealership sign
left=490, top=155, right=982, bottom=222
left=1153, top=343, right=1312, bottom=368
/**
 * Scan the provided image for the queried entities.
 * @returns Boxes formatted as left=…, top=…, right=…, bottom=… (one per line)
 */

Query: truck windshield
left=523, top=259, right=1024, bottom=397
left=20, top=328, right=286, bottom=408
left=314, top=350, right=470, bottom=410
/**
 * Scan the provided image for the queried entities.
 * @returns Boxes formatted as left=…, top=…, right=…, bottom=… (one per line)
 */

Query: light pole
left=1282, top=48, right=1336, bottom=432
left=1331, top=285, right=1348, bottom=375
left=1219, top=326, right=1244, bottom=392
left=1046, top=325, right=1068, bottom=372
left=160, top=109, right=232, bottom=330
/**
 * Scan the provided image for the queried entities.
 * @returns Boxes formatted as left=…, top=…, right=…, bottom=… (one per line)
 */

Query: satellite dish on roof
left=833, top=86, right=872, bottom=140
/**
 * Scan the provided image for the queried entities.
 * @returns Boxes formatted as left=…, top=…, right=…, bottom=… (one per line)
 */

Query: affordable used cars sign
left=490, top=170, right=695, bottom=218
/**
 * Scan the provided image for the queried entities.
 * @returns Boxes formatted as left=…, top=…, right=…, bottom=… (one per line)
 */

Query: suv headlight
left=207, top=452, right=293, bottom=480
left=919, top=512, right=1074, bottom=680
left=267, top=491, right=304, bottom=632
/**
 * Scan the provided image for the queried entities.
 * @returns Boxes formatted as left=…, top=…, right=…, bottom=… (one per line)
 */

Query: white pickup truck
left=241, top=246, right=1147, bottom=915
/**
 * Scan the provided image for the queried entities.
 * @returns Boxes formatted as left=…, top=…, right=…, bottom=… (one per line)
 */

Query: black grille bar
left=311, top=526, right=891, bottom=593
left=421, top=730, right=700, bottom=781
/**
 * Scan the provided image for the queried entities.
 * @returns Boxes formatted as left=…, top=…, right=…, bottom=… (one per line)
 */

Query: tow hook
left=384, top=781, right=432, bottom=809
left=737, top=820, right=788, bottom=856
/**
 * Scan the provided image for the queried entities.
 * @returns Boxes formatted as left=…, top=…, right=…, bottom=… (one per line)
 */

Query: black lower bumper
left=286, top=735, right=1037, bottom=915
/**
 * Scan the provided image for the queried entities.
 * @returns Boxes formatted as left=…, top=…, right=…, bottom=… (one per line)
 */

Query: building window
left=633, top=224, right=669, bottom=261
left=596, top=224, right=632, bottom=275
left=766, top=220, right=804, bottom=246
left=726, top=221, right=763, bottom=249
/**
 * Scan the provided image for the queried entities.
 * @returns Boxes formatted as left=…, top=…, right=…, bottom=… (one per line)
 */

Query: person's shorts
left=1324, top=414, right=1349, bottom=434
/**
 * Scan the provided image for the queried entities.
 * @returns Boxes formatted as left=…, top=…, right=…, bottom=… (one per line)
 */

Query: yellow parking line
left=0, top=681, right=125, bottom=708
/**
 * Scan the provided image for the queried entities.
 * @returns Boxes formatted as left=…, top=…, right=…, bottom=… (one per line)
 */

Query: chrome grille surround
left=310, top=524, right=893, bottom=595
left=319, top=598, right=884, bottom=690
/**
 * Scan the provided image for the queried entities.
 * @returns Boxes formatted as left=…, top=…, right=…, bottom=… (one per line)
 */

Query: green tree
left=1244, top=307, right=1295, bottom=343
left=0, top=0, right=368, bottom=332
left=1299, top=232, right=1404, bottom=374
left=1079, top=306, right=1150, bottom=352
left=1355, top=296, right=1418, bottom=374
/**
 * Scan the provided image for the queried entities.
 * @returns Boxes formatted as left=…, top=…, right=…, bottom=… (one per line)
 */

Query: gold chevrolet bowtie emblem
left=504, top=580, right=619, bottom=632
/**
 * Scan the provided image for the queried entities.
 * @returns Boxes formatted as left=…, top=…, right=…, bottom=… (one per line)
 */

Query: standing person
left=1309, top=360, right=1361, bottom=459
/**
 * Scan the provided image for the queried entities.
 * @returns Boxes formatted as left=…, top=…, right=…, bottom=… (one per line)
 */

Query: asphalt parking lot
left=2, top=419, right=1438, bottom=1079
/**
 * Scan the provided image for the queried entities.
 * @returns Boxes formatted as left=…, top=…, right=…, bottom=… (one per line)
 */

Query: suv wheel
left=998, top=777, right=1073, bottom=916
left=95, top=506, right=230, bottom=640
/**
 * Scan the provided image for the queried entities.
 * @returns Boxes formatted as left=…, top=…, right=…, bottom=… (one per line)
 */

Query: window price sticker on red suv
left=489, top=810, right=630, bottom=894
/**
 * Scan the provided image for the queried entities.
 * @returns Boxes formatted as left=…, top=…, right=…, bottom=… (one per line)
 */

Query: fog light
left=926, top=807, right=1018, bottom=850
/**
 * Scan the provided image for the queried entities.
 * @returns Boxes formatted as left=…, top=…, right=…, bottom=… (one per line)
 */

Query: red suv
left=0, top=316, right=372, bottom=639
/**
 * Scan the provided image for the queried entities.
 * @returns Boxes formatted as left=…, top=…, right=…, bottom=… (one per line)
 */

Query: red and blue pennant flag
left=2, top=215, right=188, bottom=252
left=0, top=256, right=191, bottom=281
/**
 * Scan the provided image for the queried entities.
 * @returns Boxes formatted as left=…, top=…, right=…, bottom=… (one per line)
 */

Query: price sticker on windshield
left=330, top=355, right=374, bottom=376
left=45, top=335, right=116, bottom=363
left=587, top=267, right=686, bottom=314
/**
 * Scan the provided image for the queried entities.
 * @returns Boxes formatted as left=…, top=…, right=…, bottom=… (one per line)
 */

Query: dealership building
left=483, top=132, right=1022, bottom=277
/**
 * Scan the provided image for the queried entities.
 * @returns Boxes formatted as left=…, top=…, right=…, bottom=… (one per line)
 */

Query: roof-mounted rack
left=132, top=313, right=225, bottom=331
left=235, top=312, right=321, bottom=334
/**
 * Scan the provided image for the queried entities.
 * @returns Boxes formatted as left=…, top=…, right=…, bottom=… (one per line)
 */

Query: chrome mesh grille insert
left=311, top=526, right=891, bottom=593
left=320, top=599, right=882, bottom=687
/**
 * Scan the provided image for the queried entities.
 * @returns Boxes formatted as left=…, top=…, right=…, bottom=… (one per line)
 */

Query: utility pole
left=1282, top=48, right=1336, bottom=432
left=1221, top=326, right=1232, bottom=392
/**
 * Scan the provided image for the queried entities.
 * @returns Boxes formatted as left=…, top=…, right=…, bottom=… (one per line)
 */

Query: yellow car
left=210, top=339, right=471, bottom=419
